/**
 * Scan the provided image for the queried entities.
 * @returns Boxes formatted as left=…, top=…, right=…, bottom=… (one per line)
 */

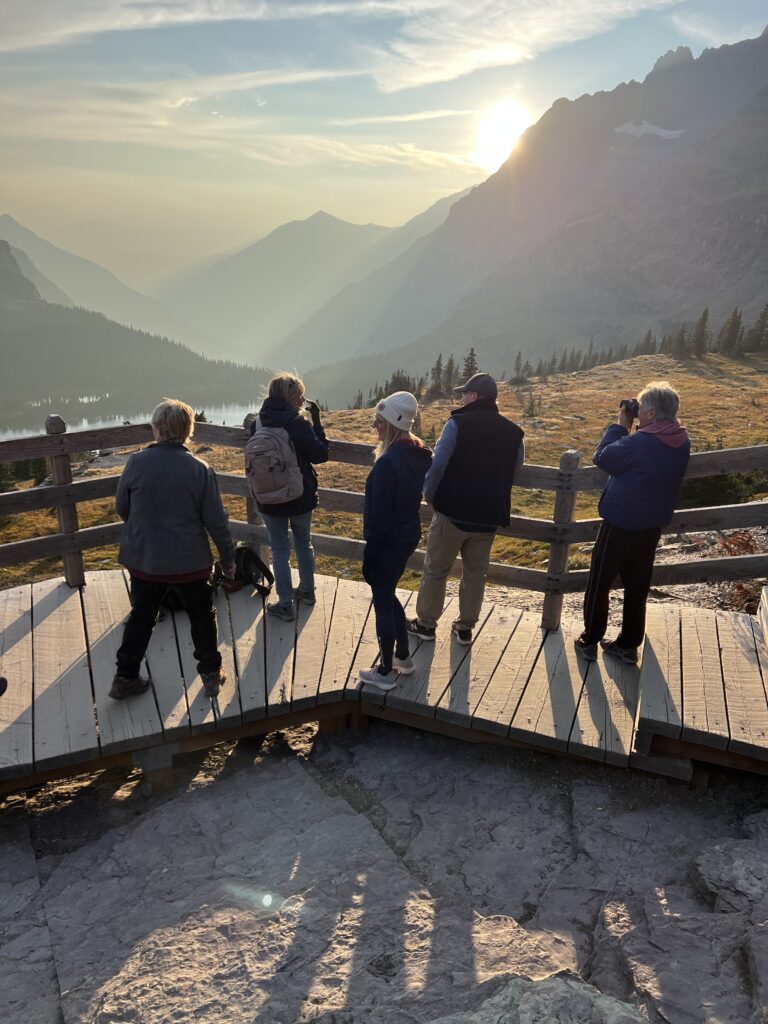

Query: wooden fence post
left=45, top=415, right=86, bottom=588
left=540, top=449, right=580, bottom=631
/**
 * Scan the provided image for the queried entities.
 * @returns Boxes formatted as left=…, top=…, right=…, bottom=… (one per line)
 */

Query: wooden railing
left=1, top=415, right=768, bottom=630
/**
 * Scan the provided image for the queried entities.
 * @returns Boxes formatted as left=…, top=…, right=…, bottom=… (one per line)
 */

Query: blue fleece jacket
left=364, top=440, right=433, bottom=555
left=595, top=424, right=691, bottom=531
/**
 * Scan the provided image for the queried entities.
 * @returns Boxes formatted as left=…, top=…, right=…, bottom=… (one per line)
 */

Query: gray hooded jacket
left=116, top=442, right=235, bottom=575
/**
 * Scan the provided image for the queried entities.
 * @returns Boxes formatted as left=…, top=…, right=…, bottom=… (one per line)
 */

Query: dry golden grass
left=2, top=352, right=767, bottom=590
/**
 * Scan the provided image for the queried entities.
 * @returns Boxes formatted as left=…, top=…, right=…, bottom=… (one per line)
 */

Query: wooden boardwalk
left=2, top=570, right=768, bottom=792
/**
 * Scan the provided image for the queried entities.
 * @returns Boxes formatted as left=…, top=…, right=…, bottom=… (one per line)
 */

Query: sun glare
left=472, top=100, right=532, bottom=171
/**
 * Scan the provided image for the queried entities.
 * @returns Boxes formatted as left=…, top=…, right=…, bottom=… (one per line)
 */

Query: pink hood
left=638, top=420, right=690, bottom=448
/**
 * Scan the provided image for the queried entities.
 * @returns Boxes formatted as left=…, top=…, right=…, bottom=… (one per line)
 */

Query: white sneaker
left=359, top=667, right=397, bottom=691
left=392, top=655, right=414, bottom=675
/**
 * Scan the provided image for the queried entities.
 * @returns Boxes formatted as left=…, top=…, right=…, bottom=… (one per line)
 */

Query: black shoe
left=600, top=639, right=639, bottom=665
left=267, top=601, right=295, bottom=622
left=574, top=636, right=597, bottom=661
left=201, top=669, right=225, bottom=698
left=294, top=587, right=316, bottom=605
left=407, top=618, right=436, bottom=641
left=109, top=674, right=151, bottom=700
left=451, top=622, right=473, bottom=646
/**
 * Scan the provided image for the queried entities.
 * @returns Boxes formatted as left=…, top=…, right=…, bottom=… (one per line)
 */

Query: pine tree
left=429, top=354, right=444, bottom=398
left=443, top=355, right=458, bottom=395
left=717, top=308, right=743, bottom=355
left=670, top=324, right=689, bottom=360
left=557, top=349, right=568, bottom=374
left=462, top=346, right=479, bottom=379
left=522, top=359, right=533, bottom=380
left=513, top=350, right=524, bottom=384
left=744, top=304, right=768, bottom=351
left=690, top=308, right=709, bottom=358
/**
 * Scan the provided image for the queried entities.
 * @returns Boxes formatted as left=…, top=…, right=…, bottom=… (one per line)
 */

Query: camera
left=619, top=398, right=639, bottom=418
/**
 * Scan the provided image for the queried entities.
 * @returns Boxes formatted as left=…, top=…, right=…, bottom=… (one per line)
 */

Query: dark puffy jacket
left=363, top=439, right=433, bottom=555
left=254, top=396, right=329, bottom=517
left=595, top=424, right=691, bottom=531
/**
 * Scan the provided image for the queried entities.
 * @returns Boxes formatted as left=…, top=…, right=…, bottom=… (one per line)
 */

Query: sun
left=472, top=99, right=532, bottom=172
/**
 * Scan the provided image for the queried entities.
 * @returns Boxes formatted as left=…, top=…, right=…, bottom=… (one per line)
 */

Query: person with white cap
left=359, top=391, right=433, bottom=690
left=408, top=372, right=524, bottom=646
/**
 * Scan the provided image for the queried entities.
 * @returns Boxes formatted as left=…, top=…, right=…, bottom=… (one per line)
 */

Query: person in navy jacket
left=360, top=392, right=432, bottom=691
left=576, top=380, right=690, bottom=664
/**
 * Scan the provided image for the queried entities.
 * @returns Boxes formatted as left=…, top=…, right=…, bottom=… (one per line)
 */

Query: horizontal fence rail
left=1, top=418, right=767, bottom=628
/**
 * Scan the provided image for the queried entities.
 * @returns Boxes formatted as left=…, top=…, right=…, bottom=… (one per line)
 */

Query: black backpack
left=212, top=542, right=274, bottom=597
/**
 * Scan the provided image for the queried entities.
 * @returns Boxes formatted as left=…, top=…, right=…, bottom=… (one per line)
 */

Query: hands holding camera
left=619, top=398, right=639, bottom=431
left=304, top=399, right=322, bottom=427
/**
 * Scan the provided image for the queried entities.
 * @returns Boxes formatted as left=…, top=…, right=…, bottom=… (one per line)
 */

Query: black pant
left=363, top=547, right=413, bottom=674
left=116, top=577, right=221, bottom=679
left=582, top=522, right=662, bottom=649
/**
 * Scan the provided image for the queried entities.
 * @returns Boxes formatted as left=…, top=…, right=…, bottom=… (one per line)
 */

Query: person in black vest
left=408, top=373, right=524, bottom=645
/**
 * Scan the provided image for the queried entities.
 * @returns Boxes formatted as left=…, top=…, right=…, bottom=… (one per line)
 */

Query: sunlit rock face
left=3, top=725, right=768, bottom=1023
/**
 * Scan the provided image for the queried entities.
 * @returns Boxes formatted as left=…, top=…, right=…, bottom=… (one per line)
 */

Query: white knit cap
left=376, top=391, right=418, bottom=431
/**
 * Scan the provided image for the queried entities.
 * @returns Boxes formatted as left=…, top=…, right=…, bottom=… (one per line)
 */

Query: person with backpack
left=246, top=373, right=329, bottom=621
left=359, top=392, right=432, bottom=691
left=112, top=398, right=236, bottom=700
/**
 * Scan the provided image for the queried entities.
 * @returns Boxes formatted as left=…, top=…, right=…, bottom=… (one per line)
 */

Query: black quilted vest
left=432, top=399, right=524, bottom=527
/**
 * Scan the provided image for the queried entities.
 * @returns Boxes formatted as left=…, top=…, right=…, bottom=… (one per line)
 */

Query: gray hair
left=151, top=398, right=195, bottom=443
left=638, top=380, right=680, bottom=422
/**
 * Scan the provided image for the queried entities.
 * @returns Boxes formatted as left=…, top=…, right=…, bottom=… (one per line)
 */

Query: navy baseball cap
left=454, top=372, right=497, bottom=400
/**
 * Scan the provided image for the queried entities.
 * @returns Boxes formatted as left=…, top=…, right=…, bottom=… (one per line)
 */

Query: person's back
left=118, top=442, right=231, bottom=577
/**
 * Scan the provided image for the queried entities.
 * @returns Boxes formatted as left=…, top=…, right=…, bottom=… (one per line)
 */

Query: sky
left=1, top=0, right=765, bottom=287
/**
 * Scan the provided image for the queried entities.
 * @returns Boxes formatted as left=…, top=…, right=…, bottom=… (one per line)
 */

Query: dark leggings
left=116, top=576, right=221, bottom=678
left=363, top=547, right=413, bottom=674
left=582, top=522, right=662, bottom=648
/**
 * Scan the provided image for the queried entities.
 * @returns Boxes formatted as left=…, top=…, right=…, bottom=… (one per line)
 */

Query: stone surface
left=3, top=721, right=768, bottom=1022
left=0, top=821, right=61, bottom=1024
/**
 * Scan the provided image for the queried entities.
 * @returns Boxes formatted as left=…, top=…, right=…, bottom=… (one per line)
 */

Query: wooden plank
left=31, top=578, right=98, bottom=770
left=81, top=570, right=163, bottom=755
left=227, top=588, right=267, bottom=722
left=292, top=575, right=337, bottom=711
left=720, top=614, right=768, bottom=760
left=680, top=606, right=729, bottom=749
left=471, top=612, right=545, bottom=736
left=264, top=591, right=297, bottom=715
left=0, top=475, right=120, bottom=515
left=636, top=604, right=682, bottom=741
left=569, top=643, right=639, bottom=766
left=569, top=501, right=768, bottom=544
left=208, top=587, right=243, bottom=729
left=435, top=604, right=519, bottom=727
left=509, top=625, right=586, bottom=751
left=0, top=584, right=34, bottom=779
left=383, top=596, right=460, bottom=715
left=317, top=579, right=372, bottom=703
left=560, top=554, right=768, bottom=594
left=131, top=573, right=190, bottom=740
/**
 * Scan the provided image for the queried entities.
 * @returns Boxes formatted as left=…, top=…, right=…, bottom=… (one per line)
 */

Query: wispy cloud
left=329, top=108, right=476, bottom=126
left=669, top=13, right=765, bottom=48
left=2, top=0, right=683, bottom=95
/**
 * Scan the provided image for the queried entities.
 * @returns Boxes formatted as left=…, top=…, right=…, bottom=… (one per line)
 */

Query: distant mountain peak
left=651, top=46, right=694, bottom=75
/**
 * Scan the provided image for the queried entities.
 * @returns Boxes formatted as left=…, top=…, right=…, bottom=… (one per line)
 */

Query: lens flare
left=472, top=99, right=532, bottom=171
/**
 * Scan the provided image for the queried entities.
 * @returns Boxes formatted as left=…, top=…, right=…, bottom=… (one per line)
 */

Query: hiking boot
left=407, top=618, right=436, bottom=641
left=392, top=654, right=415, bottom=675
left=452, top=622, right=473, bottom=646
left=359, top=666, right=398, bottom=691
left=267, top=601, right=295, bottom=622
left=201, top=669, right=225, bottom=698
left=109, top=674, right=151, bottom=700
left=294, top=587, right=316, bottom=605
left=601, top=639, right=639, bottom=665
left=574, top=635, right=598, bottom=661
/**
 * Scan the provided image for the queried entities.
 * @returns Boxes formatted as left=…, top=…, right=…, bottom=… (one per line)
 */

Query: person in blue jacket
left=360, top=392, right=433, bottom=691
left=576, top=380, right=690, bottom=664
left=252, top=373, right=329, bottom=621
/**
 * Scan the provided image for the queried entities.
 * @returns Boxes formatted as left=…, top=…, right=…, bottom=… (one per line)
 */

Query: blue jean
left=260, top=510, right=315, bottom=606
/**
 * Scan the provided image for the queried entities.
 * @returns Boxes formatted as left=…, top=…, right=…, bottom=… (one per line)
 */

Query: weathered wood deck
left=2, top=569, right=768, bottom=792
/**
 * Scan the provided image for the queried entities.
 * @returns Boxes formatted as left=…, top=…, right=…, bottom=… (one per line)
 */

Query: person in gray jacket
left=112, top=398, right=236, bottom=700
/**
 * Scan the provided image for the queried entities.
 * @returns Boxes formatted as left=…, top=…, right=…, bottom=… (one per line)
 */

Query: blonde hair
left=638, top=380, right=680, bottom=422
left=151, top=398, right=195, bottom=443
left=375, top=420, right=411, bottom=459
left=268, top=372, right=305, bottom=407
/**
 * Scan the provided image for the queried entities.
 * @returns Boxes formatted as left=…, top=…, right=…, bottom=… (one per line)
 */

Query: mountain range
left=0, top=241, right=268, bottom=429
left=299, top=29, right=768, bottom=404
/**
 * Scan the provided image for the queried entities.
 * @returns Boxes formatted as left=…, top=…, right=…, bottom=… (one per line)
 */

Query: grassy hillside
left=1, top=353, right=767, bottom=590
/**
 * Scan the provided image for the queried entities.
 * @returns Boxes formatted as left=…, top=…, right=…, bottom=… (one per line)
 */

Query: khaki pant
left=415, top=512, right=495, bottom=629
